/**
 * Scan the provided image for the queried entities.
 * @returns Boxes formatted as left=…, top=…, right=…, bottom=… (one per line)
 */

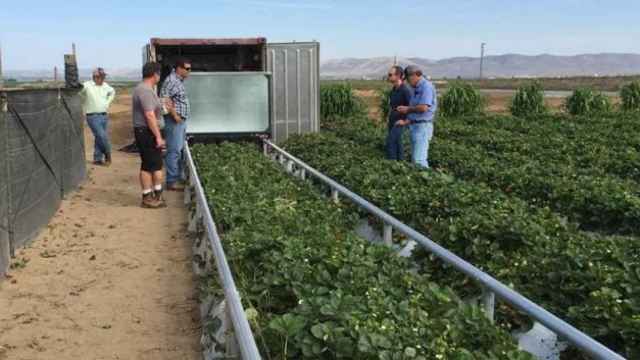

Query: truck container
left=143, top=38, right=320, bottom=143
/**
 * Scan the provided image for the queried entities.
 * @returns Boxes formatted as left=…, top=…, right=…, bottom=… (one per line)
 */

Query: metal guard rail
left=185, top=144, right=262, bottom=360
left=263, top=139, right=625, bottom=360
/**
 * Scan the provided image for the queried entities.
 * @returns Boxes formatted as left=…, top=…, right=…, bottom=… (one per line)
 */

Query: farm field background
left=327, top=78, right=625, bottom=119
left=6, top=76, right=634, bottom=358
left=186, top=78, right=640, bottom=359
left=277, top=81, right=640, bottom=358
left=183, top=78, right=640, bottom=359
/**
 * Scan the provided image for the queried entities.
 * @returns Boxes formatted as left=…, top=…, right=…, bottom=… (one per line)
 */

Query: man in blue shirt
left=396, top=65, right=437, bottom=168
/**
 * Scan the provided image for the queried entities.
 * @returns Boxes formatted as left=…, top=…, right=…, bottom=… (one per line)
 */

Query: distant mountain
left=3, top=68, right=140, bottom=82
left=5, top=53, right=640, bottom=81
left=321, top=53, right=640, bottom=79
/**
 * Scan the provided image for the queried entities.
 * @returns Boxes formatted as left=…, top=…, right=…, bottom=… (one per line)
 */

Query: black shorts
left=134, top=127, right=163, bottom=172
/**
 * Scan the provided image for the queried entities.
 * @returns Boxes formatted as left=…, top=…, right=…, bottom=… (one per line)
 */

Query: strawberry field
left=190, top=82, right=640, bottom=359
left=281, top=109, right=640, bottom=358
left=192, top=143, right=533, bottom=359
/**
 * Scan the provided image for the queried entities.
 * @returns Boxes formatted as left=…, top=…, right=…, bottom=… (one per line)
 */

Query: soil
left=356, top=88, right=571, bottom=116
left=354, top=90, right=383, bottom=122
left=0, top=93, right=201, bottom=360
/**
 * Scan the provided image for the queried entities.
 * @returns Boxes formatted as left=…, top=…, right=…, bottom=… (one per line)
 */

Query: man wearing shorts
left=132, top=62, right=166, bottom=208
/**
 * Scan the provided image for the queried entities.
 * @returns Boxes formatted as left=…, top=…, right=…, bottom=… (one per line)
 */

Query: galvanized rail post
left=383, top=224, right=393, bottom=246
left=262, top=139, right=626, bottom=360
left=481, top=288, right=496, bottom=324
left=331, top=188, right=339, bottom=204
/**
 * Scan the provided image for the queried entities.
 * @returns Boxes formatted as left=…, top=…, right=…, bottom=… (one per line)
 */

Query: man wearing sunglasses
left=396, top=65, right=438, bottom=168
left=385, top=65, right=413, bottom=161
left=161, top=57, right=192, bottom=192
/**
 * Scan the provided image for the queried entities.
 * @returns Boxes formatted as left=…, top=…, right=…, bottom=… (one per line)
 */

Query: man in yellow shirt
left=80, top=68, right=116, bottom=166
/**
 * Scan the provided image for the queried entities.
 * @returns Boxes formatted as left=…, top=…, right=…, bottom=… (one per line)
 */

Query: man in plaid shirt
left=161, top=57, right=192, bottom=191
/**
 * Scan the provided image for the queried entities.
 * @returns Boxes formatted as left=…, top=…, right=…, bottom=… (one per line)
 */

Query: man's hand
left=163, top=97, right=174, bottom=108
left=164, top=99, right=182, bottom=123
left=156, top=136, right=166, bottom=149
left=396, top=106, right=410, bottom=114
left=395, top=119, right=410, bottom=127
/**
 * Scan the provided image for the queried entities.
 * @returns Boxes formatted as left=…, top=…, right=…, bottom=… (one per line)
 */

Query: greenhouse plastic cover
left=0, top=89, right=86, bottom=275
left=184, top=72, right=270, bottom=135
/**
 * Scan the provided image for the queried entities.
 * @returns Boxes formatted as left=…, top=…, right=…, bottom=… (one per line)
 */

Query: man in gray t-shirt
left=132, top=83, right=162, bottom=129
left=132, top=62, right=167, bottom=209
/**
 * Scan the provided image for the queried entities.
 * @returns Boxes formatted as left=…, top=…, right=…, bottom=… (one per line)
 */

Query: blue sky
left=1, top=0, right=639, bottom=70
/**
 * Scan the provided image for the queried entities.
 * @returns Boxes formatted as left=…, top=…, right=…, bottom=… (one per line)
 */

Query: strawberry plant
left=323, top=114, right=640, bottom=236
left=283, top=131, right=639, bottom=358
left=192, top=142, right=532, bottom=359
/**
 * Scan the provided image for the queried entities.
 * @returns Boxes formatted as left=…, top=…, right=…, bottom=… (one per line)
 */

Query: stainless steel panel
left=267, top=42, right=320, bottom=143
left=184, top=72, right=270, bottom=135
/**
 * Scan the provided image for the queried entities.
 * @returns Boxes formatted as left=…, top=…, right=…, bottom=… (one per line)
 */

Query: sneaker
left=104, top=153, right=112, bottom=167
left=166, top=182, right=185, bottom=192
left=141, top=193, right=162, bottom=209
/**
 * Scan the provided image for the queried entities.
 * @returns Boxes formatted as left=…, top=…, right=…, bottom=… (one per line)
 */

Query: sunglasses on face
left=183, top=67, right=192, bottom=71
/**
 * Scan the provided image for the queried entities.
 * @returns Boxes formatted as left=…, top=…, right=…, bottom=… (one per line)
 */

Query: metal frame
left=185, top=144, right=261, bottom=360
left=267, top=42, right=321, bottom=142
left=262, top=139, right=626, bottom=360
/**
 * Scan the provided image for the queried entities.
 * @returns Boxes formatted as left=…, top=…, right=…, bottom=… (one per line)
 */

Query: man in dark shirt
left=385, top=66, right=413, bottom=160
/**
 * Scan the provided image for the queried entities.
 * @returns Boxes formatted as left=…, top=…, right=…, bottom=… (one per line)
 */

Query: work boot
left=104, top=153, right=112, bottom=167
left=153, top=189, right=168, bottom=208
left=166, top=182, right=185, bottom=192
left=141, top=193, right=162, bottom=209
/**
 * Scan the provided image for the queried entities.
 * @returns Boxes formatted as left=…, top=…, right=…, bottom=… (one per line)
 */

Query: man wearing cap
left=396, top=65, right=438, bottom=168
left=80, top=68, right=116, bottom=166
left=160, top=57, right=192, bottom=191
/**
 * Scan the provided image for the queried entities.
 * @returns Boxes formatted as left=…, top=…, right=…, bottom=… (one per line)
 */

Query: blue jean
left=385, top=125, right=404, bottom=160
left=409, top=122, right=434, bottom=168
left=86, top=113, right=111, bottom=162
left=164, top=116, right=187, bottom=185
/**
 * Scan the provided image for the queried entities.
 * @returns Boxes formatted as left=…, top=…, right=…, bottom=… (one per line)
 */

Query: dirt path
left=0, top=93, right=201, bottom=360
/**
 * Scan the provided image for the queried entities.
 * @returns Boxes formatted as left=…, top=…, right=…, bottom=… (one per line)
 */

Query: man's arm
left=145, top=110, right=164, bottom=147
left=406, top=104, right=430, bottom=114
left=105, top=84, right=116, bottom=107
left=160, top=79, right=182, bottom=123
left=78, top=82, right=88, bottom=99
left=140, top=90, right=165, bottom=148
left=169, top=104, right=182, bottom=123
left=397, top=85, right=432, bottom=115
left=396, top=104, right=430, bottom=115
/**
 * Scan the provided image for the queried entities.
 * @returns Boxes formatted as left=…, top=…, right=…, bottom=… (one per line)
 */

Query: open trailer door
left=267, top=42, right=320, bottom=144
